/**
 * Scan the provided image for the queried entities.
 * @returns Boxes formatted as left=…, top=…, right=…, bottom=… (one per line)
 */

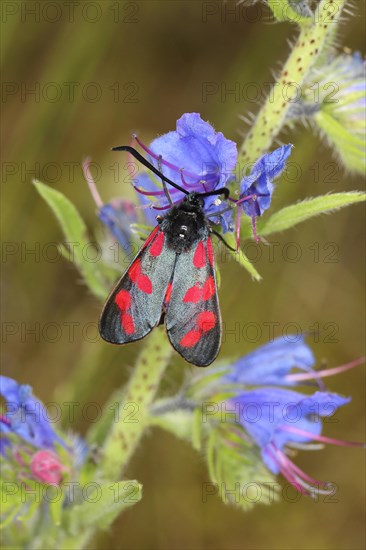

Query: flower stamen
left=83, top=157, right=103, bottom=209
left=280, top=425, right=365, bottom=448
left=286, top=357, right=365, bottom=383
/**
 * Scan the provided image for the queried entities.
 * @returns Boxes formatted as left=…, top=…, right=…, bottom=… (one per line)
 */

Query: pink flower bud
left=31, top=450, right=64, bottom=485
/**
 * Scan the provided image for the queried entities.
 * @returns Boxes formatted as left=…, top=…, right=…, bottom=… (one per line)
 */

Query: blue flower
left=86, top=116, right=293, bottom=241
left=0, top=376, right=64, bottom=454
left=98, top=199, right=137, bottom=256
left=83, top=157, right=156, bottom=255
left=86, top=117, right=295, bottom=245
left=192, top=338, right=363, bottom=494
left=133, top=112, right=237, bottom=232
left=239, top=144, right=292, bottom=216
left=230, top=388, right=350, bottom=487
left=1, top=376, right=88, bottom=489
left=222, top=335, right=316, bottom=387
left=230, top=387, right=351, bottom=474
left=237, top=144, right=292, bottom=241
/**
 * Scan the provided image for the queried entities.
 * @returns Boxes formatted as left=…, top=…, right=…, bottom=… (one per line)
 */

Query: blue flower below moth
left=230, top=388, right=350, bottom=478
left=193, top=336, right=364, bottom=495
left=222, top=334, right=316, bottom=386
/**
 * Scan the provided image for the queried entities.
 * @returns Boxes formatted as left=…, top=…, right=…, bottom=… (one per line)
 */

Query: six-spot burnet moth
left=99, top=145, right=232, bottom=367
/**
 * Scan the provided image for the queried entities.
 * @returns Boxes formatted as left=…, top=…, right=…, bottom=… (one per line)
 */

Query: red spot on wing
left=115, top=290, right=135, bottom=334
left=142, top=226, right=160, bottom=250
left=115, top=289, right=131, bottom=311
left=183, top=284, right=202, bottom=303
left=149, top=231, right=165, bottom=257
left=197, top=311, right=216, bottom=332
left=183, top=277, right=215, bottom=303
left=128, top=259, right=141, bottom=283
left=193, top=241, right=206, bottom=268
left=137, top=274, right=153, bottom=294
left=207, top=238, right=214, bottom=267
left=121, top=313, right=135, bottom=335
left=180, top=330, right=201, bottom=348
left=164, top=282, right=173, bottom=304
left=202, top=277, right=215, bottom=300
left=128, top=258, right=152, bottom=294
left=180, top=311, right=217, bottom=349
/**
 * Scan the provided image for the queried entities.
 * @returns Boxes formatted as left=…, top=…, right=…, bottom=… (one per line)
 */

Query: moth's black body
left=160, top=193, right=209, bottom=252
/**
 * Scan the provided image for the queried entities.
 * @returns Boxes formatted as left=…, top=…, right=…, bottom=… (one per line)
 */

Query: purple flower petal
left=145, top=113, right=237, bottom=215
left=99, top=199, right=137, bottom=255
left=230, top=388, right=350, bottom=473
left=223, top=335, right=315, bottom=386
left=0, top=376, right=65, bottom=452
left=204, top=197, right=234, bottom=233
left=240, top=144, right=292, bottom=217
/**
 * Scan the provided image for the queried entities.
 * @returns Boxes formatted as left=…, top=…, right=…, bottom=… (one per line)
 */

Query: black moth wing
left=165, top=236, right=221, bottom=367
left=100, top=226, right=176, bottom=344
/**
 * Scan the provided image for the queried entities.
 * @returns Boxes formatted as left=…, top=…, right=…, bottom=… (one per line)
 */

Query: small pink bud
left=31, top=450, right=64, bottom=485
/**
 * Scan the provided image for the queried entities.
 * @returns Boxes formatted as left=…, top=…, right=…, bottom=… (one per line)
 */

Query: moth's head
left=182, top=192, right=205, bottom=210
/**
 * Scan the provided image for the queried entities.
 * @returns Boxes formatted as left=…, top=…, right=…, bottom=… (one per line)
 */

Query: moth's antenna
left=200, top=187, right=230, bottom=199
left=113, top=145, right=231, bottom=202
left=211, top=229, right=236, bottom=252
left=157, top=154, right=174, bottom=206
left=112, top=145, right=189, bottom=196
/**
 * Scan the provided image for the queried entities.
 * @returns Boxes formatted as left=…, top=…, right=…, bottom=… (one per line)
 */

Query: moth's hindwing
left=100, top=226, right=176, bottom=344
left=165, top=236, right=221, bottom=367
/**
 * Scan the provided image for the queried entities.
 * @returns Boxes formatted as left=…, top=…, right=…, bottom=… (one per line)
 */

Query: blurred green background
left=1, top=1, right=365, bottom=549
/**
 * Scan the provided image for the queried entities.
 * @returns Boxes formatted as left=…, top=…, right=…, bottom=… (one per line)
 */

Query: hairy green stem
left=239, top=0, right=347, bottom=167
left=100, top=327, right=172, bottom=480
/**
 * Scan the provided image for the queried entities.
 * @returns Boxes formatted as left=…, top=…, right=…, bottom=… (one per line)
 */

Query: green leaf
left=224, top=234, right=262, bottom=281
left=149, top=407, right=195, bottom=443
left=314, top=111, right=366, bottom=174
left=66, top=480, right=142, bottom=534
left=206, top=430, right=217, bottom=483
left=259, top=192, right=366, bottom=236
left=48, top=486, right=64, bottom=527
left=192, top=407, right=203, bottom=451
left=59, top=242, right=121, bottom=292
left=0, top=481, right=23, bottom=529
left=33, top=180, right=108, bottom=300
left=204, top=426, right=279, bottom=510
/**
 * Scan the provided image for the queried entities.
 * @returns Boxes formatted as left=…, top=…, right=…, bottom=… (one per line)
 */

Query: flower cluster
left=0, top=376, right=85, bottom=487
left=85, top=113, right=292, bottom=249
left=188, top=336, right=363, bottom=496
left=1, top=375, right=144, bottom=542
